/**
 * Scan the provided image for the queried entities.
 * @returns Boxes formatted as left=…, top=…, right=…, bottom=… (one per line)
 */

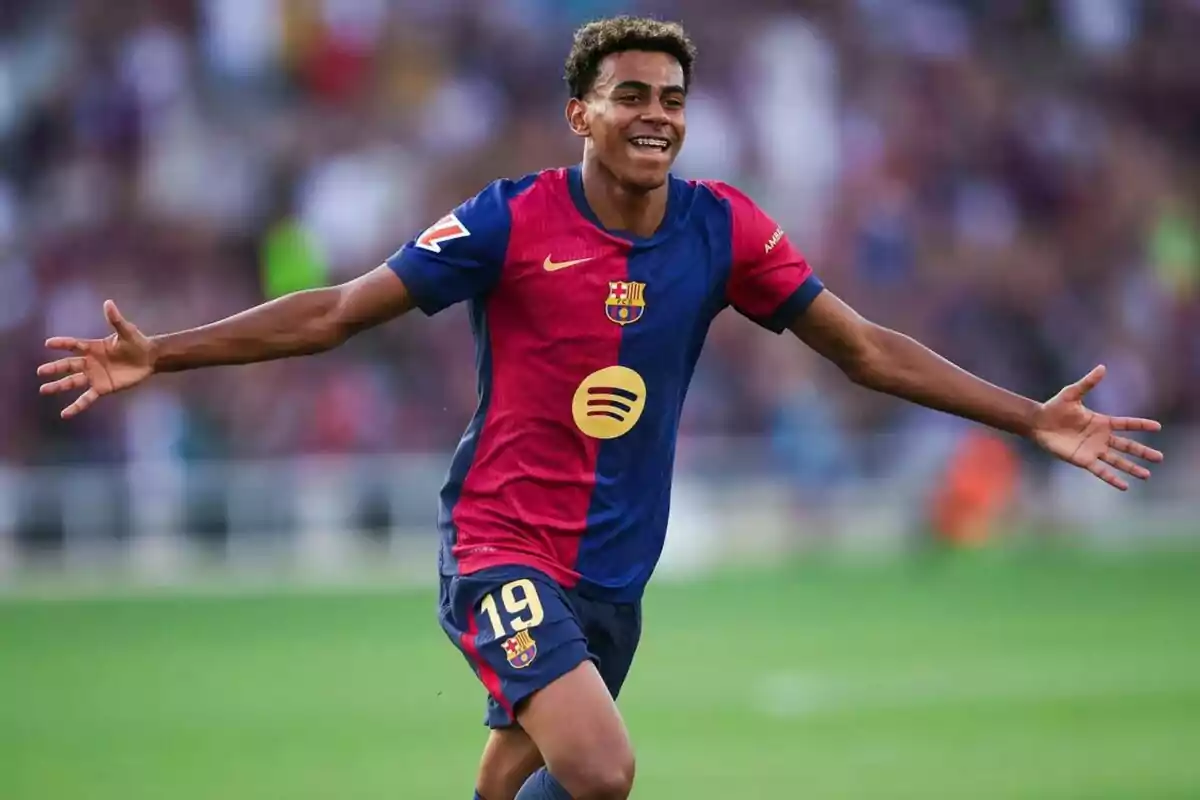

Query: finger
left=1099, top=451, right=1150, bottom=480
left=1063, top=365, right=1106, bottom=402
left=104, top=299, right=136, bottom=340
left=1109, top=416, right=1162, bottom=433
left=1088, top=461, right=1128, bottom=491
left=1109, top=435, right=1164, bottom=463
left=45, top=337, right=87, bottom=353
left=40, top=373, right=90, bottom=396
left=61, top=387, right=100, bottom=419
left=36, top=357, right=86, bottom=377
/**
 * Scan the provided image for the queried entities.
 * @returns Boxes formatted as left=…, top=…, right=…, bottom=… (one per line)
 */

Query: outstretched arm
left=38, top=265, right=414, bottom=418
left=790, top=292, right=1039, bottom=436
left=40, top=176, right=523, bottom=419
left=790, top=291, right=1164, bottom=490
left=151, top=265, right=414, bottom=371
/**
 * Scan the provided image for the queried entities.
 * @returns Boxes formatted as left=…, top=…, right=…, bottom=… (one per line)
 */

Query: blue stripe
left=437, top=297, right=494, bottom=576
left=574, top=177, right=714, bottom=602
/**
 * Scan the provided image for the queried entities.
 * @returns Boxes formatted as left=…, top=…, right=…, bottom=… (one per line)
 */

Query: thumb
left=1062, top=364, right=1106, bottom=402
left=103, top=300, right=137, bottom=340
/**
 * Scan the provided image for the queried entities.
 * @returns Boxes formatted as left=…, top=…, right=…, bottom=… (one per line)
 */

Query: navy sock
left=514, top=767, right=572, bottom=799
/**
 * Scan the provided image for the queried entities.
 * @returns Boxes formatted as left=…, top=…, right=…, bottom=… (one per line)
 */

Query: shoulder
left=691, top=179, right=767, bottom=218
left=687, top=179, right=779, bottom=235
left=417, top=171, right=549, bottom=253
left=690, top=179, right=785, bottom=251
left=460, top=171, right=547, bottom=217
left=692, top=178, right=745, bottom=201
left=483, top=170, right=548, bottom=201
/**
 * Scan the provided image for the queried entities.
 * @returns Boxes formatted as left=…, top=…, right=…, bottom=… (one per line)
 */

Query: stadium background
left=2, top=0, right=1198, bottom=797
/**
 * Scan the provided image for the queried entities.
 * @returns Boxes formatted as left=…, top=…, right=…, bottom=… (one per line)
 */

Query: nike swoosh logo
left=543, top=256, right=595, bottom=272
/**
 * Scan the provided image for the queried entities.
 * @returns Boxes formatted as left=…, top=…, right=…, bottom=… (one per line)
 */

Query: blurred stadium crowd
left=1, top=0, right=1197, bottom=487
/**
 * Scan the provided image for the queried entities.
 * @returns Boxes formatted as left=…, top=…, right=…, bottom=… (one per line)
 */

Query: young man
left=38, top=16, right=1162, bottom=800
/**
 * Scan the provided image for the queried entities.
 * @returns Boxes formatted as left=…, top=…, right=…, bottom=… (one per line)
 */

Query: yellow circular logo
left=572, top=366, right=647, bottom=439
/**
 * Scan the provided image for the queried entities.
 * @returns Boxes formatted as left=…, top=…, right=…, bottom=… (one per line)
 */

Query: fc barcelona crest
left=503, top=630, right=538, bottom=669
left=605, top=281, right=646, bottom=326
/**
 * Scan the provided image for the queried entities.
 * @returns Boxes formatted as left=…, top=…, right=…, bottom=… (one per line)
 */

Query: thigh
left=440, top=566, right=592, bottom=728
left=576, top=596, right=643, bottom=700
left=516, top=660, right=636, bottom=799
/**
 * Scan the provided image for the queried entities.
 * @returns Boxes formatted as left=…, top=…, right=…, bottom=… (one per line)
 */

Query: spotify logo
left=572, top=366, right=647, bottom=439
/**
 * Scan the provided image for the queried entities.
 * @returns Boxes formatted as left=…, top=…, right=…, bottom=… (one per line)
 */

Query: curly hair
left=564, top=16, right=697, bottom=99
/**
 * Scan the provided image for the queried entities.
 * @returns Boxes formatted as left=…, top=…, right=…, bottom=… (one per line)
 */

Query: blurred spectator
left=0, top=0, right=1196, bottom=487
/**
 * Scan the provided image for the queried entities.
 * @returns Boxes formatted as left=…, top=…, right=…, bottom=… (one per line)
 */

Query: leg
left=440, top=568, right=628, bottom=799
left=476, top=726, right=543, bottom=800
left=515, top=661, right=635, bottom=800
left=512, top=594, right=643, bottom=799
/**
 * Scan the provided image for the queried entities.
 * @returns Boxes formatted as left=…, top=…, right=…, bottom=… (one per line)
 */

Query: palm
left=1032, top=365, right=1163, bottom=491
left=38, top=300, right=155, bottom=419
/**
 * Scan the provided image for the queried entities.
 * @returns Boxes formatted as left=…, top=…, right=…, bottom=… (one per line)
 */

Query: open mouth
left=629, top=136, right=671, bottom=153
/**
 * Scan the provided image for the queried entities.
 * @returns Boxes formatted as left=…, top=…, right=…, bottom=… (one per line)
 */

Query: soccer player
left=38, top=16, right=1163, bottom=800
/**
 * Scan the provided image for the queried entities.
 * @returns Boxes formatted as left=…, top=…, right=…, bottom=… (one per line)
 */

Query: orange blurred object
left=930, top=430, right=1020, bottom=546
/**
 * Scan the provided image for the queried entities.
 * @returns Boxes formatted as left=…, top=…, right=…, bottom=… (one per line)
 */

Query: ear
left=565, top=97, right=590, bottom=138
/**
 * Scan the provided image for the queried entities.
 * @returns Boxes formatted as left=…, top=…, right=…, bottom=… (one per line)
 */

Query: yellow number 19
left=479, top=579, right=545, bottom=639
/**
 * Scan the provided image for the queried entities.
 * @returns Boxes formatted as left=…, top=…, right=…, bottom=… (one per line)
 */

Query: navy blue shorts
left=439, top=565, right=642, bottom=728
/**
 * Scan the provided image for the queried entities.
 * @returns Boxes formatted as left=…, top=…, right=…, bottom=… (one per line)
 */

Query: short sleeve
left=707, top=182, right=825, bottom=333
left=386, top=178, right=524, bottom=316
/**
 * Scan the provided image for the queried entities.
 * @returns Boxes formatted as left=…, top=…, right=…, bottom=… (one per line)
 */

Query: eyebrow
left=612, top=80, right=687, bottom=95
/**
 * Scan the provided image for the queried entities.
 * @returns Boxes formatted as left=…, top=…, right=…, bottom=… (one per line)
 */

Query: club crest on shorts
left=605, top=281, right=646, bottom=326
left=503, top=630, right=537, bottom=669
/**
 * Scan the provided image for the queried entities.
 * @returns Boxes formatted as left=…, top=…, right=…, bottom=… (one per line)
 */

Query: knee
left=556, top=747, right=635, bottom=800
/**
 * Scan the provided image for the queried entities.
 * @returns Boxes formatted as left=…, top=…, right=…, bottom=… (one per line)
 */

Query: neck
left=580, top=156, right=668, bottom=239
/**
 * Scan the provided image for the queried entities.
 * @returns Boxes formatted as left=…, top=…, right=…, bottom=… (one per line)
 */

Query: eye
left=664, top=97, right=685, bottom=110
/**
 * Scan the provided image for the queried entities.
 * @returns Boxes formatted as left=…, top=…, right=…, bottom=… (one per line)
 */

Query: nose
left=640, top=99, right=671, bottom=125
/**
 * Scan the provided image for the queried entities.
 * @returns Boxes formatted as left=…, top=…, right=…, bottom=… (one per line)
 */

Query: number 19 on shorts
left=479, top=579, right=544, bottom=638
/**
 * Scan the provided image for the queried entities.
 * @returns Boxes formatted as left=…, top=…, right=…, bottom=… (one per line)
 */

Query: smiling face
left=567, top=49, right=687, bottom=192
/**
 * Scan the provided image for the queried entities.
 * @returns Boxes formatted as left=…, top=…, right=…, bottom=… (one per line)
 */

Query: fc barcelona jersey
left=388, top=166, right=824, bottom=603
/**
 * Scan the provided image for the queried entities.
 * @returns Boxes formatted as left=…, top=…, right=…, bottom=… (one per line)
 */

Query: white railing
left=1, top=432, right=1197, bottom=588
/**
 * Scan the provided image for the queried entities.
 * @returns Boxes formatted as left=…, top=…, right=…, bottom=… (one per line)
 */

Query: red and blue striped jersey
left=388, top=166, right=823, bottom=602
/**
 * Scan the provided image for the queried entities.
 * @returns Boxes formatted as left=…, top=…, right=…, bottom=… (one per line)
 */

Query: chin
left=619, top=165, right=671, bottom=193
left=625, top=177, right=667, bottom=193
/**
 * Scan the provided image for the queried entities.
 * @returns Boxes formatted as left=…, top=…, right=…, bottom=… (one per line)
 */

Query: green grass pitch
left=2, top=547, right=1200, bottom=799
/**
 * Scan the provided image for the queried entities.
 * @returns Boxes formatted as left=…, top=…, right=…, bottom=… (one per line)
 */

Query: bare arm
left=790, top=291, right=1040, bottom=437
left=38, top=265, right=415, bottom=418
left=788, top=290, right=1163, bottom=489
left=153, top=265, right=415, bottom=372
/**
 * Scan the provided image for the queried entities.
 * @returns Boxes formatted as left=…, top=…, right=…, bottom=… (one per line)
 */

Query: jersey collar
left=566, top=164, right=684, bottom=248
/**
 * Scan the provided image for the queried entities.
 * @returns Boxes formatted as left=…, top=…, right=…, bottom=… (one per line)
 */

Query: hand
left=38, top=300, right=156, bottom=419
left=1032, top=365, right=1164, bottom=490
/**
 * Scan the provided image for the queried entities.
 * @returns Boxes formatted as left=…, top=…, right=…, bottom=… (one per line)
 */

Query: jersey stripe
left=436, top=297, right=493, bottom=575
left=574, top=177, right=716, bottom=600
left=451, top=171, right=628, bottom=587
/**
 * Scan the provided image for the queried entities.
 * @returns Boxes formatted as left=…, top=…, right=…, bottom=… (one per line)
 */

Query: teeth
left=631, top=137, right=669, bottom=150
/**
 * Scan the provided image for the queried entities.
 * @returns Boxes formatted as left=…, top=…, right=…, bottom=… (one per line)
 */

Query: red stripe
left=451, top=170, right=627, bottom=585
left=460, top=608, right=513, bottom=719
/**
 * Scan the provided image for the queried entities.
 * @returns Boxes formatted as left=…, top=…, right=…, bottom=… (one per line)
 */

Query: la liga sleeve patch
left=415, top=213, right=471, bottom=253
